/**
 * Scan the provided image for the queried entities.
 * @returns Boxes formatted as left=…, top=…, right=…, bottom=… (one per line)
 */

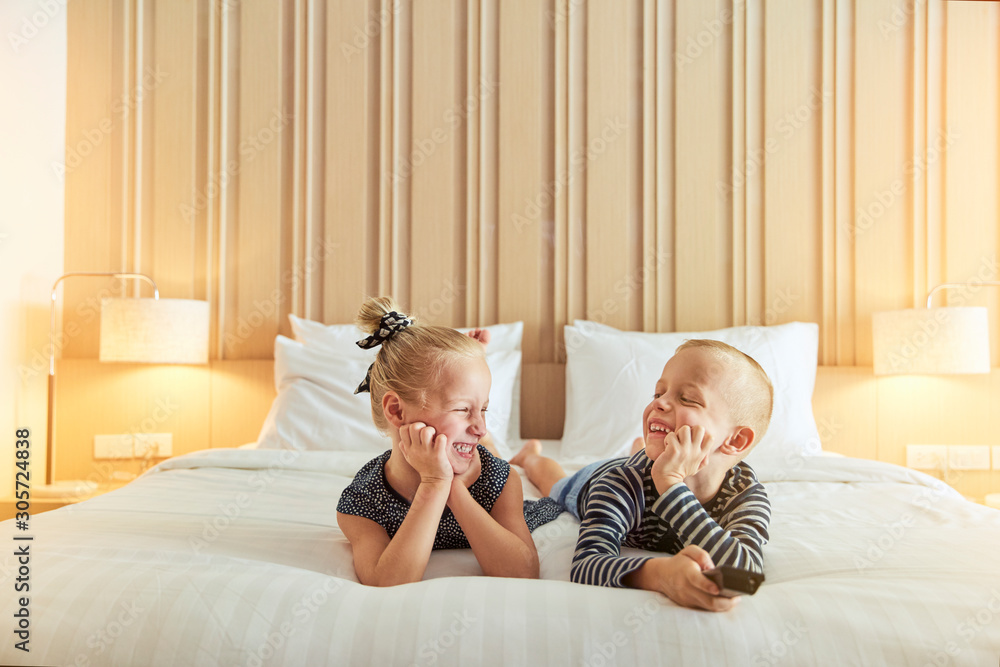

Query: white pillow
left=561, top=321, right=821, bottom=468
left=255, top=335, right=520, bottom=458
left=287, top=315, right=523, bottom=443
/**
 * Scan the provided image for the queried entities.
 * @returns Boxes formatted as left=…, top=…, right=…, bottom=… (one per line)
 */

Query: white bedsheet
left=2, top=446, right=999, bottom=666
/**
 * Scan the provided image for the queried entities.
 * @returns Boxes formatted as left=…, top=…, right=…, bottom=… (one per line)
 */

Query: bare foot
left=510, top=439, right=542, bottom=467
left=630, top=436, right=645, bottom=456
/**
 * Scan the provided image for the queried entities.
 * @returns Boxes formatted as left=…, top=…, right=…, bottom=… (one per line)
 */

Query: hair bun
left=356, top=296, right=413, bottom=335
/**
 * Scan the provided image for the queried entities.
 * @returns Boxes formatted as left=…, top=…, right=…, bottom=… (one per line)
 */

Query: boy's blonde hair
left=357, top=296, right=483, bottom=433
left=676, top=339, right=773, bottom=443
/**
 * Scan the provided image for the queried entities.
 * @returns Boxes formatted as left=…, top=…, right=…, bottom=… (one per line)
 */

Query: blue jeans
left=549, top=459, right=608, bottom=520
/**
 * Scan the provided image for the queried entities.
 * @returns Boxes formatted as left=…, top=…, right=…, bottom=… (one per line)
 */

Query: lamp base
left=34, top=480, right=99, bottom=500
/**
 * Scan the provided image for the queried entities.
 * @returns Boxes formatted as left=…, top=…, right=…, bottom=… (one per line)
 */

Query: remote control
left=703, top=566, right=764, bottom=597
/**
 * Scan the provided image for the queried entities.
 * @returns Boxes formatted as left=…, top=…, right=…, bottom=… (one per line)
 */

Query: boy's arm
left=624, top=546, right=739, bottom=612
left=650, top=476, right=770, bottom=572
left=570, top=470, right=654, bottom=587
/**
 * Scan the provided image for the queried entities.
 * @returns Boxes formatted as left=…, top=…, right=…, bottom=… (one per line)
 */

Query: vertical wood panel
left=926, top=0, right=944, bottom=299
left=763, top=1, right=823, bottom=328
left=943, top=2, right=1000, bottom=364
left=566, top=0, right=587, bottom=332
left=744, top=0, right=765, bottom=328
left=64, top=0, right=122, bottom=358
left=150, top=0, right=201, bottom=299
left=852, top=0, right=912, bottom=365
left=410, top=0, right=463, bottom=325
left=465, top=0, right=481, bottom=326
left=833, top=0, right=855, bottom=365
left=391, top=0, right=412, bottom=307
left=910, top=0, right=928, bottom=309
left=290, top=0, right=327, bottom=321
left=656, top=1, right=676, bottom=332
left=642, top=0, right=657, bottom=332
left=324, top=1, right=380, bottom=323
left=583, top=0, right=640, bottom=331
left=497, top=0, right=547, bottom=359
left=731, top=0, right=747, bottom=326
left=554, top=0, right=570, bottom=353
left=377, top=0, right=395, bottom=300
left=820, top=0, right=837, bottom=364
left=222, top=1, right=291, bottom=357
left=674, top=0, right=732, bottom=331
left=479, top=0, right=500, bottom=325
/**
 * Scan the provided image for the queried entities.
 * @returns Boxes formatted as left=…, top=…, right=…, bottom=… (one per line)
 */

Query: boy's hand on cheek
left=650, top=425, right=712, bottom=495
left=399, top=422, right=453, bottom=485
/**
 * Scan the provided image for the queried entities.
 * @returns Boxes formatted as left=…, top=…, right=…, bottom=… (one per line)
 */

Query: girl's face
left=404, top=356, right=492, bottom=475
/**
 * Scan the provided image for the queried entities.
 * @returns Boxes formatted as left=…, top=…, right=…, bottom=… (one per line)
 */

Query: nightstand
left=0, top=483, right=128, bottom=521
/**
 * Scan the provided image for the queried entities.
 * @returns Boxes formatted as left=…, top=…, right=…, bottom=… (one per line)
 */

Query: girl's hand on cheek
left=453, top=447, right=482, bottom=487
left=399, top=422, right=453, bottom=485
left=448, top=447, right=482, bottom=507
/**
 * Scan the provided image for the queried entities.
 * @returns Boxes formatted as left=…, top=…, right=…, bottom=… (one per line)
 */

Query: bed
left=3, top=319, right=999, bottom=666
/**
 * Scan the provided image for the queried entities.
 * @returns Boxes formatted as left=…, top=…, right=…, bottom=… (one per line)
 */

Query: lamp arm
left=46, top=272, right=159, bottom=485
left=926, top=282, right=1000, bottom=309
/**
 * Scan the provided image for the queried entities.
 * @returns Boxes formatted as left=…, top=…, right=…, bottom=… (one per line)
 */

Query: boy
left=511, top=339, right=772, bottom=612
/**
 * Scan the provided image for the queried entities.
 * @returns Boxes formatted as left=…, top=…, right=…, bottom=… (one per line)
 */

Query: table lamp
left=40, top=272, right=210, bottom=498
left=871, top=283, right=997, bottom=376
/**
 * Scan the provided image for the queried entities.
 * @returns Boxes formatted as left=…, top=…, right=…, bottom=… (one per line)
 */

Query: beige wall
left=57, top=1, right=1000, bottom=497
left=1, top=0, right=66, bottom=495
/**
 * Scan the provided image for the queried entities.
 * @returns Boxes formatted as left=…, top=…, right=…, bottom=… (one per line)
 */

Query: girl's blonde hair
left=357, top=296, right=483, bottom=433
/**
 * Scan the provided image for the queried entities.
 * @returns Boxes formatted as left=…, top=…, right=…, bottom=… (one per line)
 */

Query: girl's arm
left=337, top=422, right=454, bottom=586
left=337, top=478, right=450, bottom=586
left=448, top=467, right=539, bottom=579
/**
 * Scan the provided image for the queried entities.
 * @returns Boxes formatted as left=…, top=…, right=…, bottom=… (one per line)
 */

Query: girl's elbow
left=511, top=550, right=540, bottom=579
left=360, top=567, right=420, bottom=587
left=369, top=574, right=418, bottom=587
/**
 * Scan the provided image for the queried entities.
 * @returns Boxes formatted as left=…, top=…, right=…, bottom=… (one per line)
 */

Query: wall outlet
left=948, top=445, right=991, bottom=471
left=994, top=446, right=1000, bottom=470
left=94, top=434, right=133, bottom=459
left=133, top=433, right=172, bottom=458
left=906, top=445, right=948, bottom=470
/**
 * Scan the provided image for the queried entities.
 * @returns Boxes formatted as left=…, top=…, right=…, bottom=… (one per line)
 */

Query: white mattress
left=2, top=444, right=999, bottom=666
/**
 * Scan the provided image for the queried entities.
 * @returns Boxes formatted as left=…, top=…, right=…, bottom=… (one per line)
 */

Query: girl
left=336, top=296, right=563, bottom=586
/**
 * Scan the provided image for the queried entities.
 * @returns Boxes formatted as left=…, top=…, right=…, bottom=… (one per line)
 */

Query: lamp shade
left=100, top=298, right=209, bottom=364
left=872, top=307, right=990, bottom=375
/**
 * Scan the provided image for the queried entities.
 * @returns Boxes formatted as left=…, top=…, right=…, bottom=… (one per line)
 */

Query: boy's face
left=401, top=356, right=492, bottom=475
left=641, top=347, right=739, bottom=462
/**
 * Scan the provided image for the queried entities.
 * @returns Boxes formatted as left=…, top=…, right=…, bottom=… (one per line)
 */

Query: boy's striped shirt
left=570, top=450, right=770, bottom=588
